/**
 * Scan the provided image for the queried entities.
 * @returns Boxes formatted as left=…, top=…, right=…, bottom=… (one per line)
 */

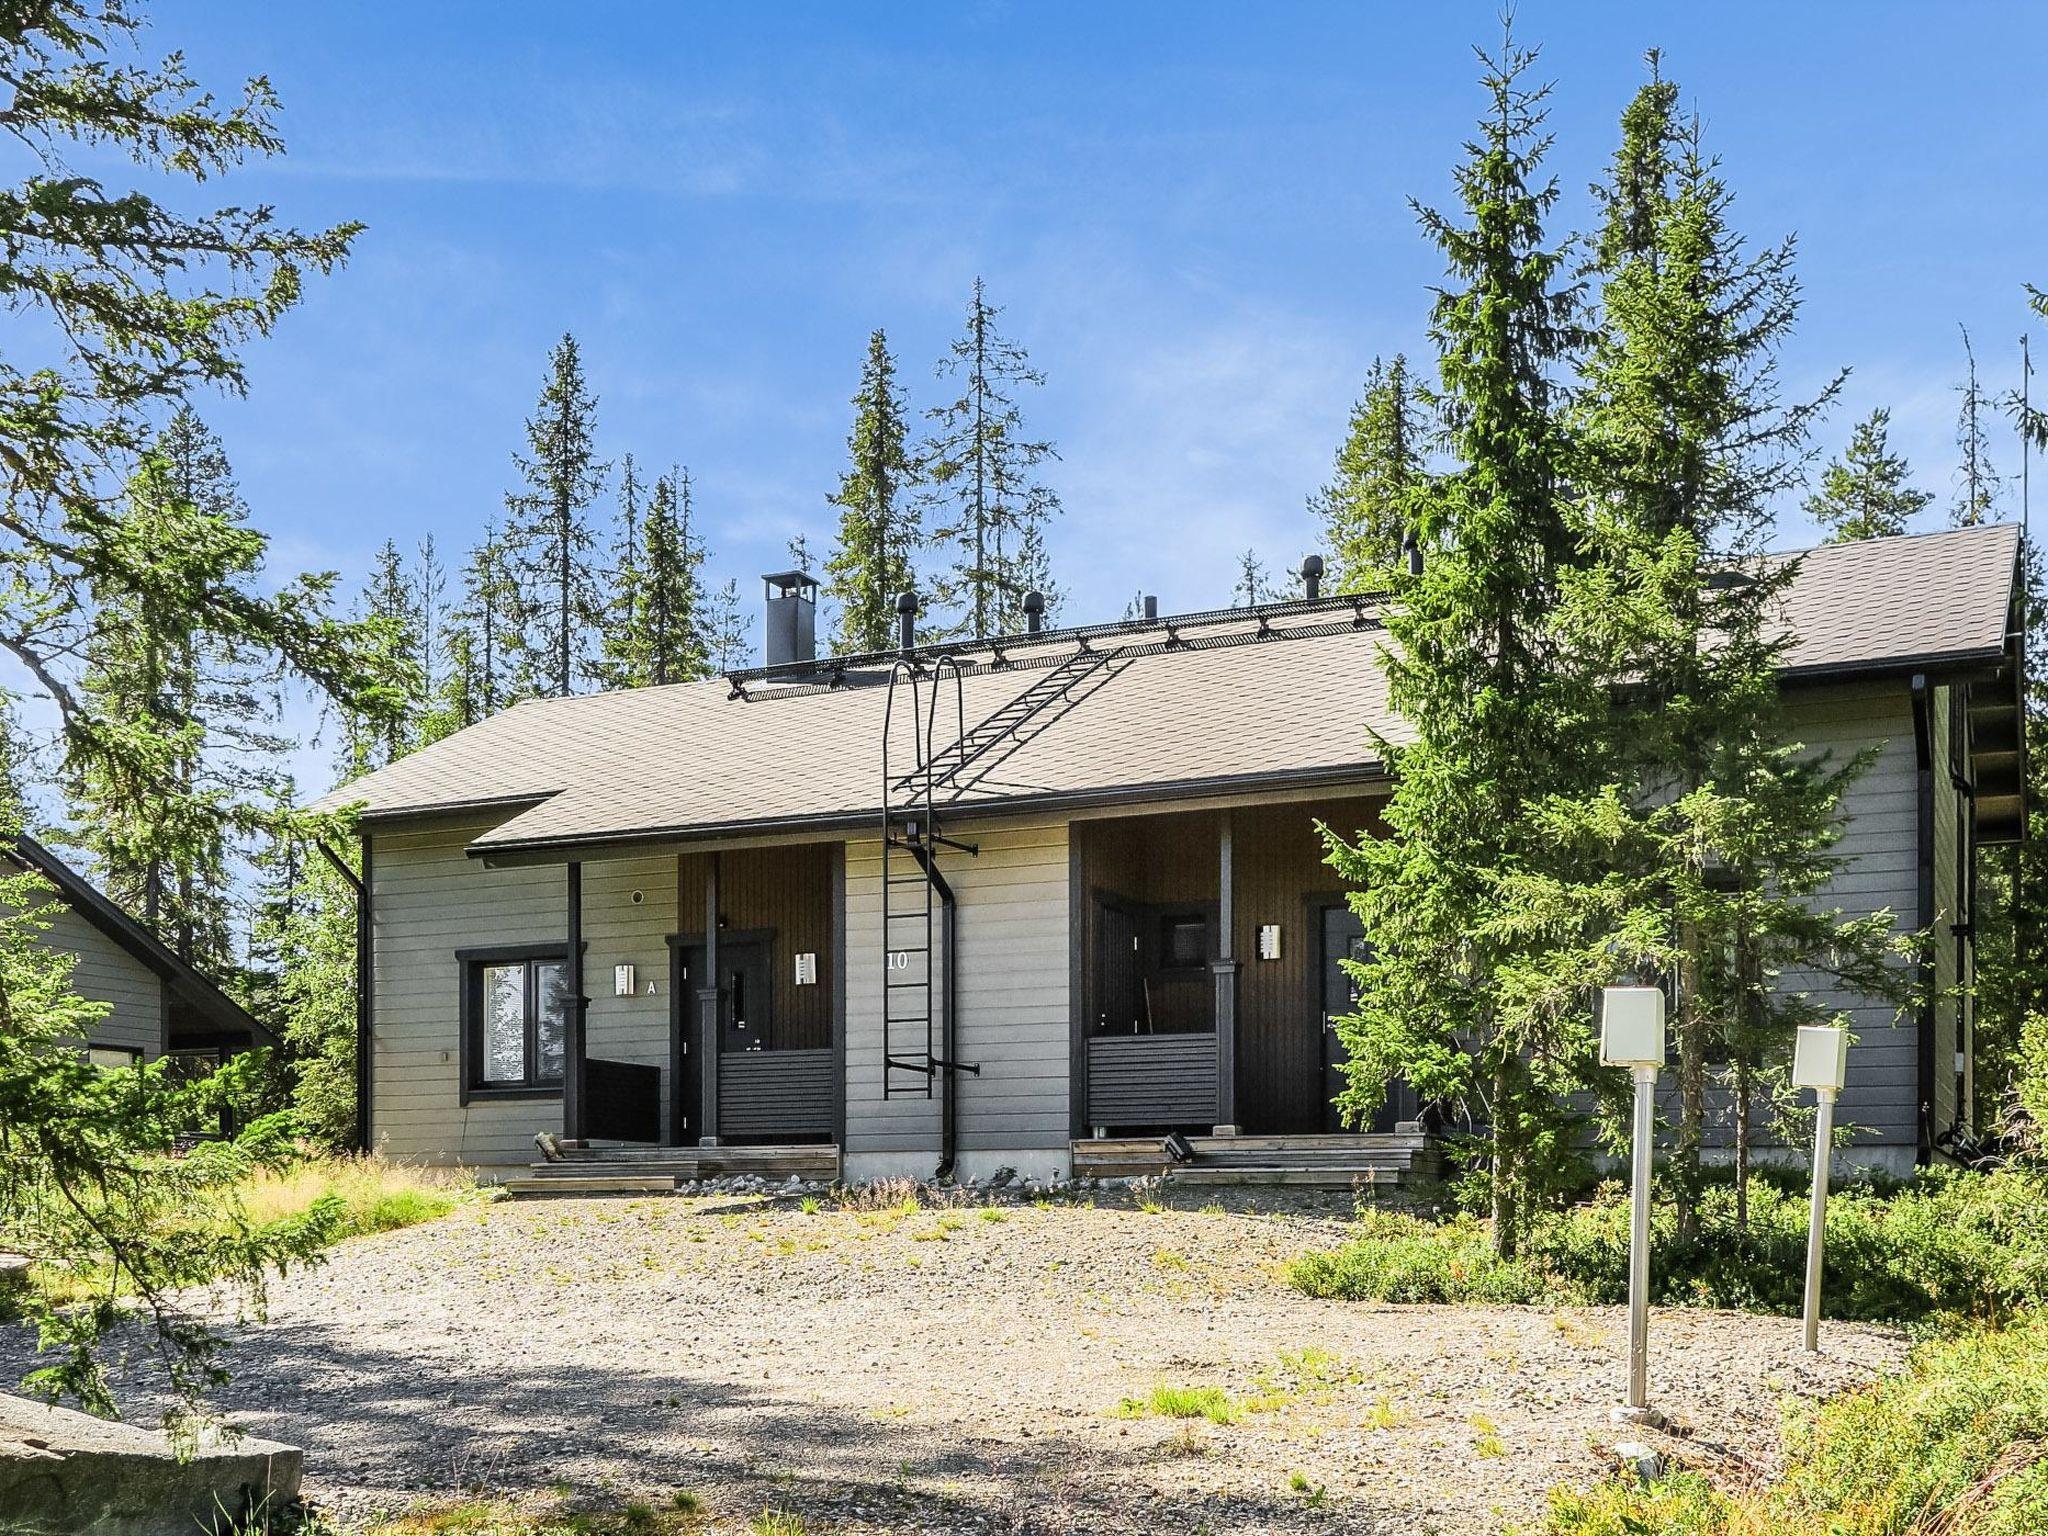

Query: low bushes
left=1541, top=1314, right=2048, bottom=1536
left=1289, top=1167, right=2048, bottom=1323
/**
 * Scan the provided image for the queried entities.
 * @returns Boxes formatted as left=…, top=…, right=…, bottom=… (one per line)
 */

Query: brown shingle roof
left=318, top=522, right=2021, bottom=856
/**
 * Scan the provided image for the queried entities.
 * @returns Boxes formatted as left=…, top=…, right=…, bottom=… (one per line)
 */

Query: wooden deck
left=1071, top=1131, right=1442, bottom=1189
left=506, top=1143, right=840, bottom=1196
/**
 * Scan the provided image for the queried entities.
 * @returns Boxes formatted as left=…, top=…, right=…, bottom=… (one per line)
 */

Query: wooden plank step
left=1167, top=1166, right=1418, bottom=1188
left=502, top=1176, right=677, bottom=1197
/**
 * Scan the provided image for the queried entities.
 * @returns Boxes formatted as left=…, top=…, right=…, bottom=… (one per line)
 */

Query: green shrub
left=1541, top=1313, right=2048, bottom=1536
left=1293, top=1168, right=2048, bottom=1323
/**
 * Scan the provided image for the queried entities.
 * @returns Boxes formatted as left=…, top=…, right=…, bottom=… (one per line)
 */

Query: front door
left=1320, top=905, right=1415, bottom=1133
left=671, top=936, right=774, bottom=1144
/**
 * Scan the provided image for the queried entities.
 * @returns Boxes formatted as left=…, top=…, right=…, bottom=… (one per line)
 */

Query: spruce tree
left=506, top=333, right=608, bottom=696
left=594, top=453, right=645, bottom=691
left=1805, top=408, right=1933, bottom=542
left=704, top=577, right=752, bottom=671
left=1310, top=354, right=1428, bottom=590
left=922, top=280, right=1062, bottom=638
left=1552, top=65, right=1899, bottom=1237
left=445, top=524, right=521, bottom=726
left=824, top=330, right=920, bottom=653
left=1323, top=32, right=1593, bottom=1256
left=359, top=538, right=420, bottom=766
left=1951, top=327, right=2005, bottom=527
left=621, top=469, right=711, bottom=686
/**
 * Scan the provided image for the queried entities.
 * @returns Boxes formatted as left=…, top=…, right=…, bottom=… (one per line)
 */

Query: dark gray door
left=676, top=938, right=774, bottom=1052
left=1321, top=905, right=1414, bottom=1133
left=1095, top=901, right=1141, bottom=1034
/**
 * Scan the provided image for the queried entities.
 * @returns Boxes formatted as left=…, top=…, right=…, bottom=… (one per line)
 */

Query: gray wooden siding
left=581, top=853, right=680, bottom=1143
left=371, top=815, right=575, bottom=1167
left=47, top=904, right=163, bottom=1058
left=1777, top=681, right=1922, bottom=1153
left=844, top=819, right=1070, bottom=1162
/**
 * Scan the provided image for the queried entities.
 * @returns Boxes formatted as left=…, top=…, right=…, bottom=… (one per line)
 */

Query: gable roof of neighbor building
left=319, top=522, right=2027, bottom=862
left=8, top=834, right=275, bottom=1047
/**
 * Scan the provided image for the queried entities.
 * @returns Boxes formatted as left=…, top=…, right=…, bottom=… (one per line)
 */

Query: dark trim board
left=1912, top=675, right=1937, bottom=1162
left=831, top=842, right=847, bottom=1146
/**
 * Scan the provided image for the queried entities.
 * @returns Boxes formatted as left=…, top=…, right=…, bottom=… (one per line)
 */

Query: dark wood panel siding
left=1087, top=1033, right=1217, bottom=1126
left=1231, top=797, right=1385, bottom=1134
left=1076, top=813, right=1221, bottom=1037
left=678, top=844, right=836, bottom=1050
left=720, top=1048, right=835, bottom=1139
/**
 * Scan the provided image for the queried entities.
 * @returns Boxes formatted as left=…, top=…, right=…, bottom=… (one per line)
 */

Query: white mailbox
left=1793, top=1025, right=1850, bottom=1092
left=1599, top=986, right=1666, bottom=1068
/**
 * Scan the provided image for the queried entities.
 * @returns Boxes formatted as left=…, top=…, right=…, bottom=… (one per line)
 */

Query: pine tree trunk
left=1490, top=1054, right=1517, bottom=1259
left=1675, top=934, right=1705, bottom=1246
left=1733, top=1054, right=1752, bottom=1235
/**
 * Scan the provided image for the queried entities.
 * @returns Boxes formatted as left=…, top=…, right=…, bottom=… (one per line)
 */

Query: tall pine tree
left=1310, top=354, right=1428, bottom=591
left=506, top=332, right=608, bottom=696
left=824, top=330, right=921, bottom=653
left=923, top=280, right=1062, bottom=638
left=1324, top=32, right=1593, bottom=1256
left=1952, top=327, right=2005, bottom=527
left=1805, top=407, right=1933, bottom=542
left=618, top=469, right=711, bottom=686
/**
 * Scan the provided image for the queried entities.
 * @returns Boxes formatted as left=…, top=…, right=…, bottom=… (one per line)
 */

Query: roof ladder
left=890, top=644, right=1119, bottom=802
left=881, top=656, right=980, bottom=1105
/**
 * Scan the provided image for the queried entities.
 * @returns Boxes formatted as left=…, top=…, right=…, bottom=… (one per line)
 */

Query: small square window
left=1162, top=916, right=1207, bottom=969
left=86, top=1045, right=141, bottom=1072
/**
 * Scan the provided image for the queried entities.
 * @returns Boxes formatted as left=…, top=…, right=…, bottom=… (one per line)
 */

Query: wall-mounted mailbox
left=795, top=952, right=818, bottom=986
left=1257, top=924, right=1282, bottom=961
left=614, top=963, right=635, bottom=997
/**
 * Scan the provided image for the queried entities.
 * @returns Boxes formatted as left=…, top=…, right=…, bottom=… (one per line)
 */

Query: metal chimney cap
left=1022, top=589, right=1045, bottom=615
left=894, top=589, right=920, bottom=614
left=1300, top=554, right=1325, bottom=580
left=762, top=570, right=818, bottom=598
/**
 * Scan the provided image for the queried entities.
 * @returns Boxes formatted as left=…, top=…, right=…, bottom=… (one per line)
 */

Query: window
left=85, top=1045, right=141, bottom=1072
left=1161, top=915, right=1207, bottom=970
left=462, top=948, right=570, bottom=1095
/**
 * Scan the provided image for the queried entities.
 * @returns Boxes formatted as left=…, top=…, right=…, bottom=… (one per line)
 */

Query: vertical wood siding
left=678, top=844, right=834, bottom=1050
left=844, top=818, right=1070, bottom=1160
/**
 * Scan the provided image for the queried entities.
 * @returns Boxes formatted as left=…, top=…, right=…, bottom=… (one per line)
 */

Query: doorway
left=1320, top=904, right=1416, bottom=1133
left=670, top=933, right=774, bottom=1145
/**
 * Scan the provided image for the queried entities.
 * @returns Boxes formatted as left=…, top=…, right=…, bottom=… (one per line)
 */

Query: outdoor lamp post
left=1600, top=985, right=1666, bottom=1416
left=1794, top=1024, right=1850, bottom=1353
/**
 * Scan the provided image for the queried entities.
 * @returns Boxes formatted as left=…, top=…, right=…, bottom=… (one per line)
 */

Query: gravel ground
left=1, top=1188, right=1909, bottom=1535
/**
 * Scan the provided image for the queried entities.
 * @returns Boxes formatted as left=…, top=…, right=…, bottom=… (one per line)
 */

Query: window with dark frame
left=1161, top=914, right=1207, bottom=970
left=466, top=951, right=569, bottom=1092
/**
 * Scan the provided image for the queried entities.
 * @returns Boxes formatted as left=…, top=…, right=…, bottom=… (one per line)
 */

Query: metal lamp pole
left=1601, top=986, right=1667, bottom=1417
left=1795, top=1025, right=1850, bottom=1353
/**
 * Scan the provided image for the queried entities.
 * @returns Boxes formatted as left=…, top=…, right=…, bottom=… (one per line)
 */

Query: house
left=318, top=525, right=2027, bottom=1184
left=9, top=835, right=276, bottom=1072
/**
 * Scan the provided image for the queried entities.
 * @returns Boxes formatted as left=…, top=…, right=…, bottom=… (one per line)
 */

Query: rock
left=1611, top=1439, right=1663, bottom=1482
left=0, top=1393, right=301, bottom=1536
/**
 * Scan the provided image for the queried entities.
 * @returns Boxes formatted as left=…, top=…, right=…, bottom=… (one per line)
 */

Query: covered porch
left=1070, top=795, right=1431, bottom=1180
left=543, top=838, right=844, bottom=1167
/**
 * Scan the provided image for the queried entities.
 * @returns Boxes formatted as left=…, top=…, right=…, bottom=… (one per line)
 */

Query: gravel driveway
left=3, top=1189, right=1908, bottom=1534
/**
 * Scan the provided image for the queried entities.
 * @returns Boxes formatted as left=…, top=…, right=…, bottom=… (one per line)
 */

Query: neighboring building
left=318, top=526, right=2027, bottom=1182
left=8, top=835, right=275, bottom=1071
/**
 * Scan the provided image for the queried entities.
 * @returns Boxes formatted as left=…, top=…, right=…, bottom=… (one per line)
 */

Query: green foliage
left=922, top=277, right=1062, bottom=638
left=1309, top=353, right=1427, bottom=592
left=257, top=818, right=359, bottom=1150
left=505, top=333, right=609, bottom=698
left=608, top=468, right=711, bottom=687
left=824, top=328, right=921, bottom=654
left=1291, top=1169, right=2048, bottom=1323
left=1540, top=1314, right=2048, bottom=1536
left=1115, top=1383, right=1241, bottom=1425
left=1804, top=407, right=1934, bottom=543
left=1323, top=28, right=1599, bottom=1256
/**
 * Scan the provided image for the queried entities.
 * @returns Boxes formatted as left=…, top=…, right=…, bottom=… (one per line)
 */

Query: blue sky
left=168, top=3, right=2047, bottom=677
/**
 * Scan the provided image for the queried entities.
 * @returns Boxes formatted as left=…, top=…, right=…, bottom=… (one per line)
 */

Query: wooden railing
left=1086, top=1033, right=1218, bottom=1129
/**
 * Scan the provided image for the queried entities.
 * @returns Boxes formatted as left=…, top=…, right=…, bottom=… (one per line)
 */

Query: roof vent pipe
left=1401, top=528, right=1423, bottom=576
left=1142, top=594, right=1159, bottom=622
left=1023, top=589, right=1045, bottom=634
left=895, top=589, right=919, bottom=653
left=1300, top=554, right=1324, bottom=601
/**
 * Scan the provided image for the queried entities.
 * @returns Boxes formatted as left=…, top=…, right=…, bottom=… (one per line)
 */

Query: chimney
left=1024, top=589, right=1045, bottom=634
left=1142, top=594, right=1159, bottom=622
left=762, top=571, right=818, bottom=667
left=1401, top=528, right=1423, bottom=576
left=895, top=589, right=920, bottom=653
left=1300, top=554, right=1324, bottom=600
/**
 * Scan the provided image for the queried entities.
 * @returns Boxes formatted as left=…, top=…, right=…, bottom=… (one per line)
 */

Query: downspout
left=1910, top=675, right=1936, bottom=1165
left=317, top=837, right=372, bottom=1155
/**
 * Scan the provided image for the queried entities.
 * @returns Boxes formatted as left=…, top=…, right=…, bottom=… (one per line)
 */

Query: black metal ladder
left=890, top=644, right=1117, bottom=801
left=881, top=656, right=980, bottom=1099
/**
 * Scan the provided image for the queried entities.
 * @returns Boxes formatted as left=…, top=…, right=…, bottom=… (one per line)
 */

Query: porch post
left=697, top=852, right=722, bottom=1146
left=564, top=861, right=585, bottom=1144
left=1212, top=811, right=1240, bottom=1136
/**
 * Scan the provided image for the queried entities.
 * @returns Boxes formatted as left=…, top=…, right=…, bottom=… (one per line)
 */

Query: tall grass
left=236, top=1156, right=478, bottom=1240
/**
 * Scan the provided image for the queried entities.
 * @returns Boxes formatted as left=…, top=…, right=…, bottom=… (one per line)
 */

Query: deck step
left=1167, top=1165, right=1427, bottom=1188
left=502, top=1176, right=677, bottom=1198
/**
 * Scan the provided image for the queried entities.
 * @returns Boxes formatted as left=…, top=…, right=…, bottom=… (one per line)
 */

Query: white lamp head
left=1792, top=1025, right=1850, bottom=1093
left=1599, top=986, right=1667, bottom=1069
